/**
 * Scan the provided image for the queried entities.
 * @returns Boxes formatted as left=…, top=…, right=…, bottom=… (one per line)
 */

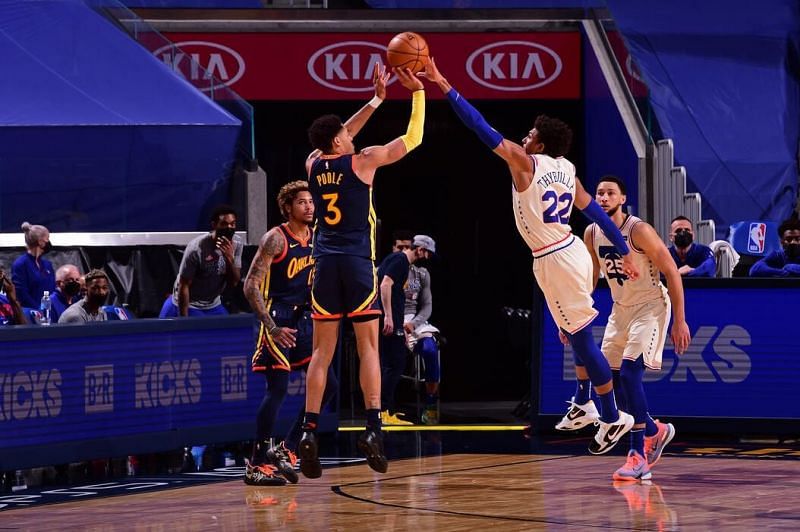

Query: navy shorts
left=251, top=302, right=313, bottom=373
left=311, top=255, right=380, bottom=321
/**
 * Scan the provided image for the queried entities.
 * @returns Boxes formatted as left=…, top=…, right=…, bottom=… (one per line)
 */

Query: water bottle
left=39, top=291, right=51, bottom=326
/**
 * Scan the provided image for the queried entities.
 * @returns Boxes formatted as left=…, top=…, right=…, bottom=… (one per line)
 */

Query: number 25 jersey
left=512, top=154, right=576, bottom=252
left=308, top=154, right=377, bottom=260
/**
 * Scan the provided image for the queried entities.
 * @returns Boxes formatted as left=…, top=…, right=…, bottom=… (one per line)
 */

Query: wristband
left=368, top=96, right=383, bottom=109
left=268, top=324, right=280, bottom=336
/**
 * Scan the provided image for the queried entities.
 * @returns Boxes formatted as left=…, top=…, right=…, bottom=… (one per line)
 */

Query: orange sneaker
left=644, top=421, right=675, bottom=467
left=612, top=450, right=652, bottom=482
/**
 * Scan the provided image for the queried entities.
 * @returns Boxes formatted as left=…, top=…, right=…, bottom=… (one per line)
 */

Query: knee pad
left=415, top=337, right=440, bottom=382
left=566, top=327, right=611, bottom=386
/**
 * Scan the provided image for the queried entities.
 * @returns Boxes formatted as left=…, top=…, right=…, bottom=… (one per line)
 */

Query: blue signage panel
left=0, top=317, right=315, bottom=455
left=540, top=286, right=800, bottom=418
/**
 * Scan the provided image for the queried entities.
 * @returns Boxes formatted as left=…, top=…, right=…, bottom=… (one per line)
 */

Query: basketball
left=386, top=32, right=430, bottom=74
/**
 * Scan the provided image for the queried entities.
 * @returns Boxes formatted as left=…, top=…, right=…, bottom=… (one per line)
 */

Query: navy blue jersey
left=377, top=251, right=410, bottom=333
left=308, top=154, right=376, bottom=260
left=262, top=224, right=314, bottom=307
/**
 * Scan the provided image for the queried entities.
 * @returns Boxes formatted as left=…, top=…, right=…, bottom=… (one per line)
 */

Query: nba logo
left=747, top=222, right=766, bottom=254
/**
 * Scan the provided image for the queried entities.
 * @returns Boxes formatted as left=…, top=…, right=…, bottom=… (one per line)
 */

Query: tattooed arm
left=243, top=228, right=297, bottom=348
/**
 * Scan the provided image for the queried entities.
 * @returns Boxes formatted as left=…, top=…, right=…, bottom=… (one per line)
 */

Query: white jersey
left=590, top=215, right=667, bottom=307
left=512, top=154, right=577, bottom=253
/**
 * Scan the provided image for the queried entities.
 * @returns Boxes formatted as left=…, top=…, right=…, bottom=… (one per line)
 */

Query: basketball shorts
left=311, top=255, right=380, bottom=321
left=533, top=235, right=598, bottom=334
left=252, top=302, right=313, bottom=373
left=602, top=296, right=671, bottom=371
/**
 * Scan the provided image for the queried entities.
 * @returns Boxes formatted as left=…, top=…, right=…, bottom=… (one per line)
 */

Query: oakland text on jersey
left=536, top=170, right=574, bottom=189
left=315, top=171, right=343, bottom=186
left=287, top=255, right=314, bottom=280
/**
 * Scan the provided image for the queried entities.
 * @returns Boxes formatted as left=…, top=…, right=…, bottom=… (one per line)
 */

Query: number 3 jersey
left=308, top=153, right=377, bottom=260
left=590, top=215, right=667, bottom=307
left=512, top=154, right=576, bottom=252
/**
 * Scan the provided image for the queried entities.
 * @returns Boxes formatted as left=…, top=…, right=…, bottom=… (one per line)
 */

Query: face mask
left=216, top=227, right=236, bottom=241
left=88, top=293, right=107, bottom=306
left=63, top=280, right=81, bottom=297
left=674, top=231, right=693, bottom=248
left=41, top=241, right=53, bottom=255
left=785, top=243, right=800, bottom=260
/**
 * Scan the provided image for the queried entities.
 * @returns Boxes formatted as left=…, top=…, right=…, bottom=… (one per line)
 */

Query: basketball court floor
left=3, top=427, right=799, bottom=530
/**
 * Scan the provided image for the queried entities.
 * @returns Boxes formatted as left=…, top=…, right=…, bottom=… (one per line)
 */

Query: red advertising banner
left=156, top=32, right=581, bottom=100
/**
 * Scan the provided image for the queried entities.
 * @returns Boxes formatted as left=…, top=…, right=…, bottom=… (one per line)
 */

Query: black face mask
left=41, top=241, right=53, bottom=255
left=674, top=231, right=693, bottom=248
left=87, top=293, right=107, bottom=307
left=216, top=227, right=236, bottom=241
left=785, top=244, right=800, bottom=260
left=63, top=280, right=81, bottom=297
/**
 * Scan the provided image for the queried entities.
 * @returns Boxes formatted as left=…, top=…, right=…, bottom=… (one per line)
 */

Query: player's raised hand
left=621, top=253, right=640, bottom=281
left=416, top=57, right=443, bottom=83
left=671, top=320, right=691, bottom=355
left=393, top=66, right=424, bottom=92
left=373, top=62, right=389, bottom=100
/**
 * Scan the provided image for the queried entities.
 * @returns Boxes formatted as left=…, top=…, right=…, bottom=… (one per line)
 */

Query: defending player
left=419, top=58, right=638, bottom=454
left=298, top=65, right=426, bottom=478
left=243, top=181, right=338, bottom=486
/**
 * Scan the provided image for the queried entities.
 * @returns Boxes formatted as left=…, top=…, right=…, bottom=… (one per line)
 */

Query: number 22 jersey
left=512, top=154, right=576, bottom=253
left=308, top=154, right=377, bottom=260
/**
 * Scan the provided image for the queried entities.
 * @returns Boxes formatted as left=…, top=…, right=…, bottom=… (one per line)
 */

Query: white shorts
left=533, top=236, right=598, bottom=334
left=602, top=296, right=671, bottom=370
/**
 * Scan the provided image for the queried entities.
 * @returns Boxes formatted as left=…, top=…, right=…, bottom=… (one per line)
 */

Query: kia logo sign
left=308, top=41, right=392, bottom=92
left=153, top=41, right=245, bottom=92
left=466, top=41, right=562, bottom=92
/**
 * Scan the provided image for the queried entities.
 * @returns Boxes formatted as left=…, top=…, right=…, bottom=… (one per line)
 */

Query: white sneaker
left=554, top=397, right=600, bottom=431
left=588, top=410, right=634, bottom=455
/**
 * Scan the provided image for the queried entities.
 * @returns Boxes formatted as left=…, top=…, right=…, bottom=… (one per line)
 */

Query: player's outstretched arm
left=243, top=228, right=297, bottom=348
left=344, top=63, right=390, bottom=138
left=353, top=67, right=424, bottom=182
left=574, top=179, right=639, bottom=279
left=630, top=222, right=691, bottom=354
left=582, top=225, right=601, bottom=291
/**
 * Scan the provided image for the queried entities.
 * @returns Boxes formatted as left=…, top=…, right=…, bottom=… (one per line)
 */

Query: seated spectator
left=12, top=222, right=56, bottom=308
left=749, top=217, right=800, bottom=277
left=668, top=216, right=715, bottom=277
left=159, top=205, right=243, bottom=318
left=58, top=269, right=110, bottom=324
left=51, top=264, right=83, bottom=323
left=0, top=269, right=27, bottom=325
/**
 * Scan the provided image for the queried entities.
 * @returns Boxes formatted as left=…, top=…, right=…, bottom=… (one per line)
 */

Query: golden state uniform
left=590, top=215, right=671, bottom=370
left=307, top=153, right=380, bottom=321
left=513, top=154, right=598, bottom=334
left=252, top=224, right=315, bottom=372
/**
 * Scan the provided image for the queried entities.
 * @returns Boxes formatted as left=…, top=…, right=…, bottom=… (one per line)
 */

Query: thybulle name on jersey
left=536, top=170, right=574, bottom=190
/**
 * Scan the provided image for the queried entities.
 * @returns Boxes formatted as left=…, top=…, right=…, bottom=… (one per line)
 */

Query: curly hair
left=308, top=114, right=344, bottom=153
left=533, top=115, right=573, bottom=157
left=277, top=180, right=310, bottom=220
left=778, top=216, right=800, bottom=238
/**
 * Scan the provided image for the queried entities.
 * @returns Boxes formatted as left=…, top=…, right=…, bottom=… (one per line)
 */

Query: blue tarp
left=606, top=0, right=800, bottom=232
left=0, top=0, right=241, bottom=231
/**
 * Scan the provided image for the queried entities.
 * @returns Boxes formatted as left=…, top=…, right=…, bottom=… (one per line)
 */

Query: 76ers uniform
left=252, top=224, right=315, bottom=372
left=307, top=154, right=381, bottom=321
left=590, top=215, right=670, bottom=370
left=513, top=154, right=597, bottom=333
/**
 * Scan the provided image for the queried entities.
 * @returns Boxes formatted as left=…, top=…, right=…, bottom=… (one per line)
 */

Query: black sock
left=366, top=409, right=381, bottom=431
left=302, top=412, right=320, bottom=432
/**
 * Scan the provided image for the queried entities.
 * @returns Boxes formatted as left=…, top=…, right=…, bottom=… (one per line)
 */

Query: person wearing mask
left=749, top=217, right=800, bottom=277
left=58, top=269, right=110, bottom=324
left=51, top=264, right=83, bottom=323
left=668, top=216, right=715, bottom=277
left=12, top=222, right=56, bottom=308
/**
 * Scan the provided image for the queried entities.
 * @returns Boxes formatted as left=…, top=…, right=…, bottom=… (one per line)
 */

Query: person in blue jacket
left=749, top=217, right=800, bottom=277
left=668, top=216, right=715, bottom=277
left=12, top=222, right=56, bottom=308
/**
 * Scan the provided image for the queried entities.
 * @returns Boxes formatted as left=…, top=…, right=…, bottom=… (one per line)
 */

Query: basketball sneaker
left=612, top=450, right=652, bottom=481
left=644, top=421, right=675, bottom=467
left=421, top=405, right=439, bottom=425
left=244, top=459, right=287, bottom=486
left=588, top=410, right=634, bottom=455
left=298, top=432, right=322, bottom=479
left=554, top=397, right=600, bottom=431
left=357, top=429, right=388, bottom=473
left=267, top=441, right=299, bottom=484
left=381, top=410, right=414, bottom=426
